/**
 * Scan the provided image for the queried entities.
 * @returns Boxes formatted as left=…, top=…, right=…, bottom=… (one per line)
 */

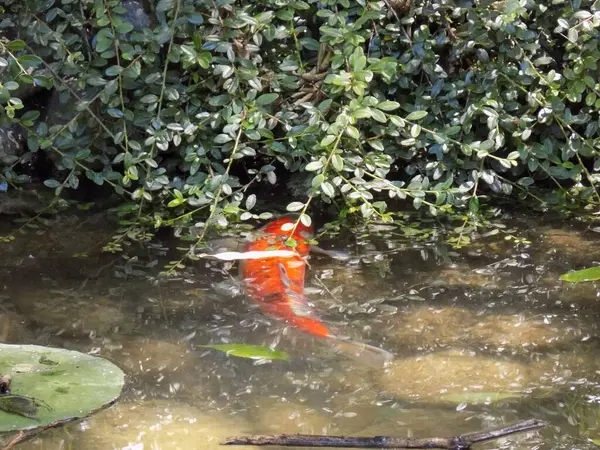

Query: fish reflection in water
left=238, top=216, right=393, bottom=367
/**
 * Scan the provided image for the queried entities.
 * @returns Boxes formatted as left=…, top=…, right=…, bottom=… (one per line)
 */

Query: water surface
left=2, top=211, right=600, bottom=449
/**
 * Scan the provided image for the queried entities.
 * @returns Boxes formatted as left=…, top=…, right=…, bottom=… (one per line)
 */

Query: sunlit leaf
left=287, top=202, right=304, bottom=212
left=560, top=266, right=600, bottom=283
left=199, top=344, right=289, bottom=360
left=406, top=110, right=428, bottom=121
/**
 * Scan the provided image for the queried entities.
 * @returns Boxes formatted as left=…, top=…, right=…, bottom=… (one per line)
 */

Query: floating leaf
left=199, top=344, right=289, bottom=360
left=560, top=266, right=600, bottom=283
left=0, top=344, right=124, bottom=432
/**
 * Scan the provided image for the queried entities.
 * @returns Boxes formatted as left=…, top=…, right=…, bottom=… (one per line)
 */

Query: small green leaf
left=4, top=81, right=18, bottom=91
left=312, top=174, right=324, bottom=189
left=20, top=110, right=40, bottom=122
left=305, top=161, right=323, bottom=171
left=114, top=22, right=134, bottom=34
left=105, top=65, right=123, bottom=77
left=410, top=124, right=421, bottom=138
left=141, top=94, right=158, bottom=103
left=214, top=134, right=233, bottom=144
left=320, top=135, right=336, bottom=147
left=209, top=95, right=230, bottom=106
left=87, top=77, right=107, bottom=87
left=95, top=37, right=113, bottom=53
left=560, top=266, right=600, bottom=283
left=321, top=182, right=335, bottom=197
left=370, top=108, right=387, bottom=123
left=199, top=344, right=289, bottom=360
left=107, top=108, right=124, bottom=118
left=18, top=55, right=42, bottom=69
left=352, top=108, right=371, bottom=119
left=164, top=87, right=179, bottom=100
left=255, top=93, right=279, bottom=106
left=7, top=40, right=26, bottom=51
left=33, top=76, right=53, bottom=89
left=406, top=110, right=428, bottom=121
left=332, top=154, right=344, bottom=171
left=345, top=126, right=360, bottom=140
left=469, top=196, right=480, bottom=213
left=286, top=202, right=305, bottom=212
left=376, top=101, right=400, bottom=111
left=43, top=179, right=61, bottom=188
left=245, top=194, right=256, bottom=210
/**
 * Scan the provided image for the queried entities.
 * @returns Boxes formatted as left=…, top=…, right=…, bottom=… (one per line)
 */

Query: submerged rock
left=53, top=400, right=257, bottom=449
left=470, top=314, right=584, bottom=352
left=428, top=267, right=500, bottom=290
left=11, top=290, right=131, bottom=338
left=383, top=304, right=588, bottom=356
left=0, top=188, right=48, bottom=216
left=378, top=345, right=600, bottom=406
left=556, top=280, right=600, bottom=308
left=249, top=397, right=341, bottom=435
left=101, top=337, right=196, bottom=375
left=539, top=228, right=600, bottom=262
left=383, top=307, right=477, bottom=352
left=378, top=350, right=534, bottom=403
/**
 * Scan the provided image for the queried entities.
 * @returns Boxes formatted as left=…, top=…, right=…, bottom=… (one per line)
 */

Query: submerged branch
left=221, top=418, right=546, bottom=449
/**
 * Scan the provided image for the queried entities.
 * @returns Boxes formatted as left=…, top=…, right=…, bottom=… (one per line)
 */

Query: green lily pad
left=0, top=344, right=124, bottom=432
left=199, top=344, right=289, bottom=360
left=560, top=266, right=600, bottom=283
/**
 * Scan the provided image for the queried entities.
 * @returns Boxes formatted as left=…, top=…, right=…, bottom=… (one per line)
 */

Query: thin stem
left=286, top=132, right=343, bottom=240
left=138, top=0, right=181, bottom=218
left=104, top=0, right=130, bottom=155
left=165, top=112, right=246, bottom=274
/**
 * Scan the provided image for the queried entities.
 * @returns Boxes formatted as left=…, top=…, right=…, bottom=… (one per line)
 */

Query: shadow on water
left=2, top=210, right=600, bottom=448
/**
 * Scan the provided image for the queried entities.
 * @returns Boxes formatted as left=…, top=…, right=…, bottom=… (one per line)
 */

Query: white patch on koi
left=200, top=250, right=299, bottom=261
left=286, top=260, right=305, bottom=269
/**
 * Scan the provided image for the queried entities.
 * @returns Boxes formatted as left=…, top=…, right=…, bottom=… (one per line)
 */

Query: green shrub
left=1, top=0, right=599, bottom=260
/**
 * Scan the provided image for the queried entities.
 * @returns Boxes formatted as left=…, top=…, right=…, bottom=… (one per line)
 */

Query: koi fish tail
left=327, top=336, right=394, bottom=368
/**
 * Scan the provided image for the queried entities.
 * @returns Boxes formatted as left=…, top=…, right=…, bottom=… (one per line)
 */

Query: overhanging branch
left=222, top=418, right=546, bottom=449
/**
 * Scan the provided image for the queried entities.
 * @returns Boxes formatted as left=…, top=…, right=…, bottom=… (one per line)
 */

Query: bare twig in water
left=222, top=418, right=546, bottom=449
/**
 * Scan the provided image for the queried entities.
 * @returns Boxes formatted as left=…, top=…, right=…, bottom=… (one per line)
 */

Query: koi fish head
left=258, top=216, right=313, bottom=256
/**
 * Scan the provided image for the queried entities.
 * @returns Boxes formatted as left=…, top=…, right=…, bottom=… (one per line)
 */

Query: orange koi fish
left=239, top=216, right=393, bottom=367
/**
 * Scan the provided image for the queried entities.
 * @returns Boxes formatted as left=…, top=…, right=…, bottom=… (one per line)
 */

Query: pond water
left=2, top=210, right=600, bottom=449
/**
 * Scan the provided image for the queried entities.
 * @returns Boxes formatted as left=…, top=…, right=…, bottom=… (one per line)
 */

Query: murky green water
left=2, top=211, right=600, bottom=449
